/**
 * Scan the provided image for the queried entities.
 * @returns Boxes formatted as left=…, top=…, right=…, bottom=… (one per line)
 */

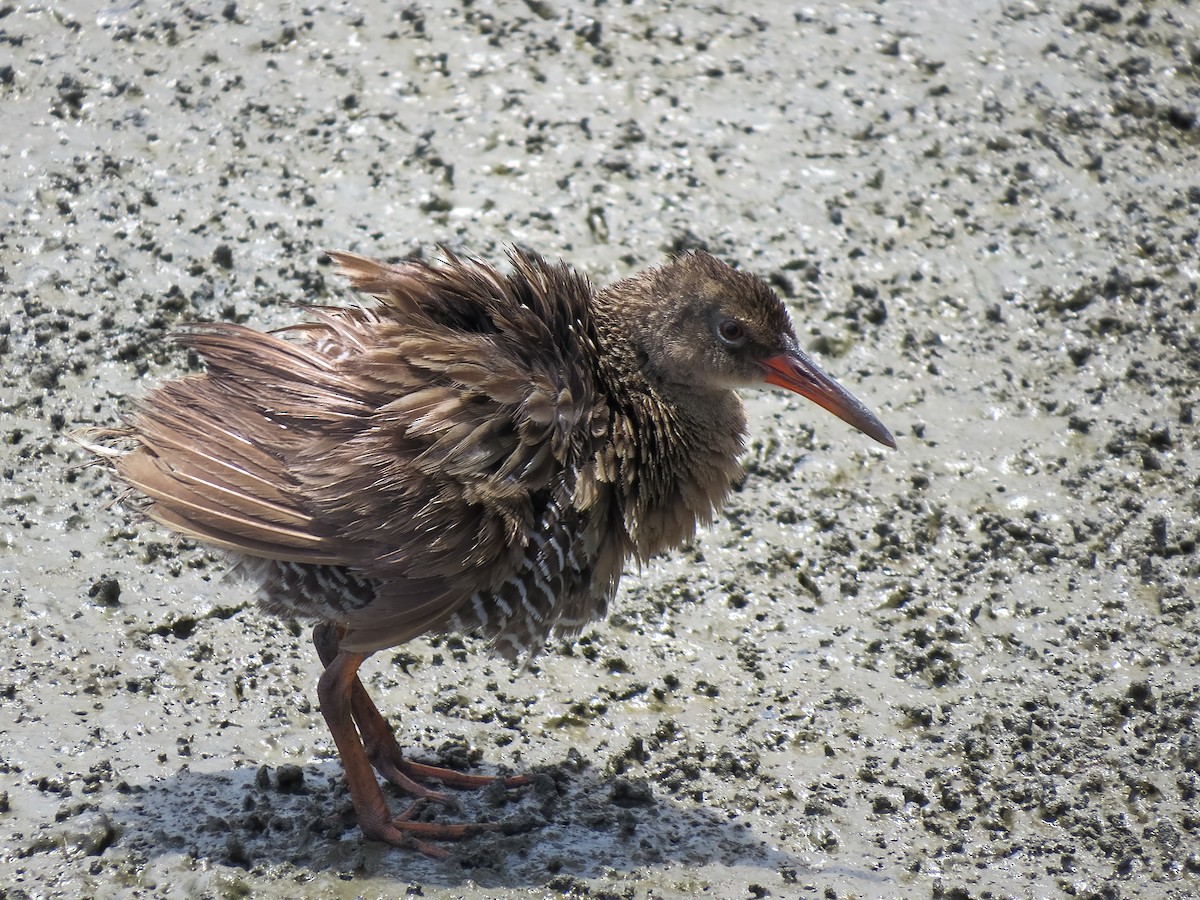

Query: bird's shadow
left=102, top=756, right=804, bottom=888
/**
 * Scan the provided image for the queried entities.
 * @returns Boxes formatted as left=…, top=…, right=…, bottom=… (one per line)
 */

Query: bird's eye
left=718, top=319, right=745, bottom=345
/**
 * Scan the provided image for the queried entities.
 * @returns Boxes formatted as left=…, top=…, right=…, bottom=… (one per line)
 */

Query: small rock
left=609, top=777, right=654, bottom=808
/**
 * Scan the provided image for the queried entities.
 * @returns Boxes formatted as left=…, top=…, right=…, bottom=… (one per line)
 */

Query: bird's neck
left=591, top=309, right=748, bottom=561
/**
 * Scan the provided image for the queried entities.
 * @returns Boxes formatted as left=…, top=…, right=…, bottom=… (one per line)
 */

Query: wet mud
left=2, top=2, right=1198, bottom=898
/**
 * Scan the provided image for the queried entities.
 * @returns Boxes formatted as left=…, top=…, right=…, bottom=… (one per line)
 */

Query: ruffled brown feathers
left=92, top=248, right=890, bottom=659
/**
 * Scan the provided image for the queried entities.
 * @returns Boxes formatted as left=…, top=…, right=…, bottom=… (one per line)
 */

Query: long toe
left=363, top=817, right=502, bottom=860
left=398, top=758, right=532, bottom=790
left=375, top=765, right=463, bottom=814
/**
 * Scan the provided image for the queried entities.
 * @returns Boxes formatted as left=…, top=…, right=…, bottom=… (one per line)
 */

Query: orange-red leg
left=312, top=623, right=529, bottom=855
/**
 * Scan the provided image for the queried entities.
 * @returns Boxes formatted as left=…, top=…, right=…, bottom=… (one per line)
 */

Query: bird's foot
left=356, top=801, right=540, bottom=859
left=369, top=753, right=531, bottom=817
left=359, top=811, right=500, bottom=860
left=393, top=756, right=533, bottom=792
left=357, top=710, right=529, bottom=806
left=315, top=629, right=536, bottom=856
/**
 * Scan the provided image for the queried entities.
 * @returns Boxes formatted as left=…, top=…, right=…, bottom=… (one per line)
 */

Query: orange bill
left=760, top=351, right=896, bottom=448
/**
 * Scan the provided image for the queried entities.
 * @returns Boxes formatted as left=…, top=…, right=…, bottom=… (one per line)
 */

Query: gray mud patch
left=2, top=2, right=1199, bottom=898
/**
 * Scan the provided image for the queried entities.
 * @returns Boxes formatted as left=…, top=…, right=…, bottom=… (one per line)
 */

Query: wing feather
left=110, top=249, right=612, bottom=645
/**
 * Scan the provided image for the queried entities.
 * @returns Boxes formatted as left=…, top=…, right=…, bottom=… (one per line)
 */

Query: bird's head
left=609, top=251, right=895, bottom=449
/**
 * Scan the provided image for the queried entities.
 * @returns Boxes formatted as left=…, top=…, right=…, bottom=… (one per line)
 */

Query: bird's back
left=115, top=250, right=622, bottom=657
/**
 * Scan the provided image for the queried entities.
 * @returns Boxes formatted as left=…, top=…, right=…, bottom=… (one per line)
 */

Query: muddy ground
left=2, top=1, right=1199, bottom=898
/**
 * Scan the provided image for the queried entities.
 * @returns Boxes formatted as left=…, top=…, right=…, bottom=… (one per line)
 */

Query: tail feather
left=87, top=322, right=370, bottom=565
left=116, top=449, right=335, bottom=559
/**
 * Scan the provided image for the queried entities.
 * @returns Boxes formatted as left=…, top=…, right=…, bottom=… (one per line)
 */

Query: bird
left=86, top=247, right=894, bottom=856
